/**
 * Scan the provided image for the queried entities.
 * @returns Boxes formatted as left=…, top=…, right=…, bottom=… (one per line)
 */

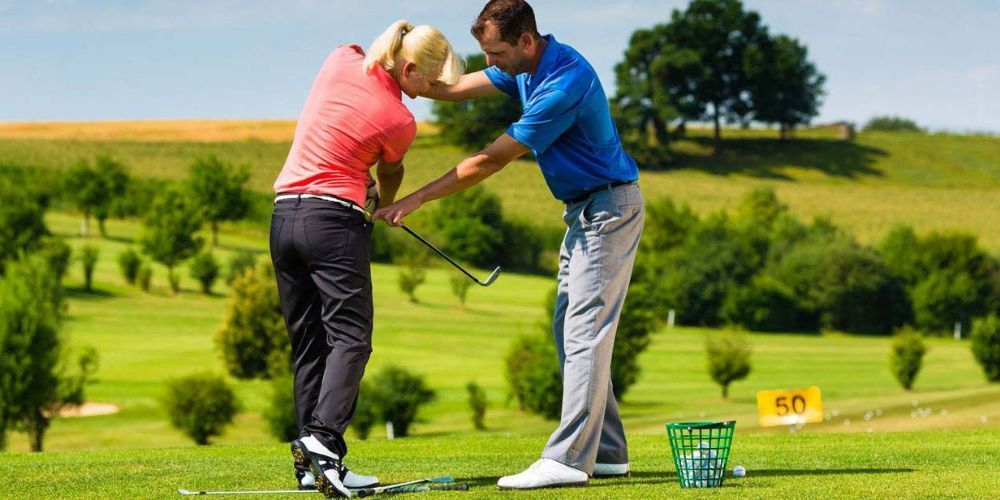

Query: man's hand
left=373, top=195, right=422, bottom=227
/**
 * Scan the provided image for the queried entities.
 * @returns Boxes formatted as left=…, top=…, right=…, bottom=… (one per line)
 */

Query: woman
left=270, top=21, right=462, bottom=498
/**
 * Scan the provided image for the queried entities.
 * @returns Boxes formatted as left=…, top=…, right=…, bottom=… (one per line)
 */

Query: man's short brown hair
left=471, top=0, right=540, bottom=45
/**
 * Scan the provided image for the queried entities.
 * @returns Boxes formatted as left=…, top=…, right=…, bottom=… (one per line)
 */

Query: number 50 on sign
left=756, top=386, right=823, bottom=427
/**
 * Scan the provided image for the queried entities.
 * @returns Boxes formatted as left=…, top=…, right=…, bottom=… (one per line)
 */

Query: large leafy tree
left=186, top=155, right=250, bottom=247
left=92, top=156, right=130, bottom=237
left=65, top=155, right=130, bottom=237
left=139, top=186, right=204, bottom=294
left=432, top=54, right=522, bottom=150
left=0, top=180, right=48, bottom=272
left=612, top=26, right=679, bottom=156
left=744, top=35, right=825, bottom=138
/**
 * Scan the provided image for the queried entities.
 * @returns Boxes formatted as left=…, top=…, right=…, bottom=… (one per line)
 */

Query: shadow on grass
left=64, top=287, right=116, bottom=300
left=102, top=235, right=135, bottom=245
left=663, top=138, right=889, bottom=180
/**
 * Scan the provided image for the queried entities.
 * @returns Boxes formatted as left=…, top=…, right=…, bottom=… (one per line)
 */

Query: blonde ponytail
left=364, top=20, right=465, bottom=85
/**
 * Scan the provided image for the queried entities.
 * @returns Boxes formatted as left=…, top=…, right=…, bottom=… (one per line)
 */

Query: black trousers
left=270, top=197, right=374, bottom=458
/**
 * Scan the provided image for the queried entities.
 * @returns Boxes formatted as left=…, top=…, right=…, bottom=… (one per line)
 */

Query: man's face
left=477, top=22, right=531, bottom=76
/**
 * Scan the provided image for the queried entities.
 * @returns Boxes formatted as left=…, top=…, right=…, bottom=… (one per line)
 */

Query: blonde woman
left=271, top=21, right=462, bottom=498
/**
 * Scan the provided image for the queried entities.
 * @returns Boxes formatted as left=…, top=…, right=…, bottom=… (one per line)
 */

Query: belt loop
left=295, top=194, right=302, bottom=207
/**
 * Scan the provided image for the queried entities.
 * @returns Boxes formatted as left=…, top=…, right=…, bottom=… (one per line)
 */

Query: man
left=374, top=0, right=644, bottom=490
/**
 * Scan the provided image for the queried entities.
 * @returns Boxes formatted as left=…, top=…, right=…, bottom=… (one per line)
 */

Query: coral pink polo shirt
left=274, top=44, right=416, bottom=207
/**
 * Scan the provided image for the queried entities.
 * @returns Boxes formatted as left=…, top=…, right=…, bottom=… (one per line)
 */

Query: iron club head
left=479, top=266, right=501, bottom=286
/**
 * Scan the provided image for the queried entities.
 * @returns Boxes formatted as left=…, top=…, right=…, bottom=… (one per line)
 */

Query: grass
left=0, top=431, right=997, bottom=498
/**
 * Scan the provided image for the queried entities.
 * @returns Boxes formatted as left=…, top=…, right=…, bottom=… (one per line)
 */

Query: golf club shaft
left=400, top=224, right=484, bottom=284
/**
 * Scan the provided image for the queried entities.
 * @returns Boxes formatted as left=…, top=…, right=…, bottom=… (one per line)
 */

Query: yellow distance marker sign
left=756, top=386, right=823, bottom=427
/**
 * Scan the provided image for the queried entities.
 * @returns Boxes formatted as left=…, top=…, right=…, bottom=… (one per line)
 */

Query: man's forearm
left=376, top=164, right=405, bottom=207
left=409, top=154, right=503, bottom=205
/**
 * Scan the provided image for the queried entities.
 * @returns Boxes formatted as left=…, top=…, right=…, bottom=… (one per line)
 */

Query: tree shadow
left=101, top=235, right=135, bottom=245
left=660, top=138, right=888, bottom=180
left=64, top=287, right=115, bottom=300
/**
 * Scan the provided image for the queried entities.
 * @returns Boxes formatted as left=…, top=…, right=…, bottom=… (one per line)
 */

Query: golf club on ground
left=178, top=476, right=458, bottom=496
left=401, top=224, right=500, bottom=287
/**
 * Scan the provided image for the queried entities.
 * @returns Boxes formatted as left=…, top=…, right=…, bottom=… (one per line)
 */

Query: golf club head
left=479, top=266, right=501, bottom=286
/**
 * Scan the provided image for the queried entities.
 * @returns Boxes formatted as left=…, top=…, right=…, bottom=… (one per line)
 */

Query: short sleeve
left=484, top=66, right=519, bottom=98
left=506, top=88, right=577, bottom=154
left=381, top=120, right=417, bottom=163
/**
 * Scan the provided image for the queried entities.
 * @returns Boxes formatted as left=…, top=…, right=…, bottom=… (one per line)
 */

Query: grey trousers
left=541, top=183, right=644, bottom=474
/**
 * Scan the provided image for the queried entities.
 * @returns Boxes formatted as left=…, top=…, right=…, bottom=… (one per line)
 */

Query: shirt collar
left=527, top=34, right=560, bottom=91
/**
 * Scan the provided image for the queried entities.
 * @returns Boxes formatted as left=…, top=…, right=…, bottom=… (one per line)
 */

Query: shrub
left=610, top=281, right=658, bottom=401
left=431, top=186, right=504, bottom=268
left=366, top=366, right=435, bottom=438
left=863, top=115, right=922, bottom=132
left=398, top=260, right=427, bottom=303
left=504, top=333, right=562, bottom=420
left=79, top=245, right=99, bottom=291
left=450, top=273, right=472, bottom=307
left=37, top=237, right=72, bottom=282
left=970, top=314, right=1000, bottom=382
left=137, top=264, right=153, bottom=292
left=118, top=248, right=142, bottom=285
left=0, top=180, right=48, bottom=272
left=189, top=251, right=220, bottom=295
left=350, top=381, right=378, bottom=440
left=466, top=381, right=487, bottom=430
left=498, top=217, right=549, bottom=274
left=162, top=373, right=240, bottom=445
left=706, top=333, right=752, bottom=398
left=911, top=270, right=979, bottom=334
left=889, top=328, right=927, bottom=390
left=432, top=53, right=523, bottom=150
left=640, top=197, right=699, bottom=254
left=226, top=250, right=258, bottom=284
left=722, top=275, right=816, bottom=332
left=264, top=375, right=298, bottom=442
left=215, top=262, right=288, bottom=379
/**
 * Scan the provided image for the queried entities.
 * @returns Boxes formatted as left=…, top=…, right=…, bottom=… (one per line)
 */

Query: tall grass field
left=0, top=121, right=997, bottom=498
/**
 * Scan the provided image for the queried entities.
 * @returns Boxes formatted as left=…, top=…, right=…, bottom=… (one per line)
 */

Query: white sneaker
left=294, top=436, right=352, bottom=498
left=497, top=459, right=589, bottom=490
left=343, top=469, right=379, bottom=489
left=593, top=462, right=630, bottom=478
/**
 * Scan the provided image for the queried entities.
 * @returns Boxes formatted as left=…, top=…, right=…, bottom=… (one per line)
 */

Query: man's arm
left=375, top=159, right=404, bottom=208
left=424, top=71, right=503, bottom=102
left=373, top=134, right=530, bottom=226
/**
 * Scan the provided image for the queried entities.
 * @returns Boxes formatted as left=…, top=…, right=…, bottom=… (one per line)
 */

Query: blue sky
left=1, top=0, right=998, bottom=132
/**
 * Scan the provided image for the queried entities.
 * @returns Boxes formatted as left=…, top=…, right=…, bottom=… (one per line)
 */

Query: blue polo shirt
left=484, top=35, right=638, bottom=202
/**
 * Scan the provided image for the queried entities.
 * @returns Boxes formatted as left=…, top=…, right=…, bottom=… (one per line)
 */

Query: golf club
left=178, top=476, right=457, bottom=496
left=401, top=224, right=500, bottom=287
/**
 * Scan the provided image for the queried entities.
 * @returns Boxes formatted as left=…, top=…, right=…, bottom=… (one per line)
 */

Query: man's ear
left=519, top=32, right=534, bottom=51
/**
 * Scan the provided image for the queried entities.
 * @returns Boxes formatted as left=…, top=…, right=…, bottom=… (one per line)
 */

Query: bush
left=498, top=217, right=549, bottom=274
left=723, top=276, right=816, bottom=332
left=366, top=366, right=435, bottom=438
left=504, top=333, right=562, bottom=420
left=189, top=251, right=220, bottom=295
left=706, top=333, right=752, bottom=398
left=137, top=264, right=153, bottom=292
left=398, top=259, right=427, bottom=303
left=0, top=180, right=48, bottom=272
left=79, top=245, right=99, bottom=291
left=431, top=186, right=504, bottom=268
left=768, top=239, right=910, bottom=334
left=226, top=250, right=258, bottom=284
left=37, top=237, right=72, bottom=283
left=118, top=248, right=142, bottom=285
left=889, top=328, right=927, bottom=390
left=215, top=262, right=288, bottom=379
left=970, top=314, right=1000, bottom=382
left=264, top=375, right=298, bottom=442
left=350, top=381, right=378, bottom=440
left=466, top=381, right=487, bottom=430
left=639, top=197, right=699, bottom=254
left=162, top=372, right=240, bottom=445
left=863, top=115, right=922, bottom=132
left=610, top=281, right=658, bottom=401
left=432, top=53, right=523, bottom=150
left=450, top=273, right=472, bottom=307
left=911, top=270, right=979, bottom=334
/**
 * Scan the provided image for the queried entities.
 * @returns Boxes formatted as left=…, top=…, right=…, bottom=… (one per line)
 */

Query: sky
left=1, top=0, right=998, bottom=132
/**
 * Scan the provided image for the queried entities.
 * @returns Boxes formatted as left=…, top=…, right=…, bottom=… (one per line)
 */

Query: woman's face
left=397, top=61, right=442, bottom=99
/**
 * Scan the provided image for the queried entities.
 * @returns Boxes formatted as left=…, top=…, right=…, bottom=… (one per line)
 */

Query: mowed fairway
left=0, top=122, right=998, bottom=498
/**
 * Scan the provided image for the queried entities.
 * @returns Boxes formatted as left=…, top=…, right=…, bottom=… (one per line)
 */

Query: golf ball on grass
left=732, top=465, right=747, bottom=477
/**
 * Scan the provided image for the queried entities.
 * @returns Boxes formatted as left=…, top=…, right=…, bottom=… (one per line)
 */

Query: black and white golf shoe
left=292, top=437, right=380, bottom=495
left=291, top=436, right=351, bottom=498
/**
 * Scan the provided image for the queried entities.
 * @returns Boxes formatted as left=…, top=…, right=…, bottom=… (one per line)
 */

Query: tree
left=92, top=156, right=130, bottom=237
left=450, top=273, right=473, bottom=307
left=504, top=333, right=562, bottom=420
left=139, top=186, right=204, bottom=294
left=0, top=255, right=97, bottom=451
left=889, top=328, right=926, bottom=390
left=215, top=262, right=288, bottom=379
left=432, top=54, right=523, bottom=150
left=398, top=259, right=427, bottom=304
left=863, top=116, right=922, bottom=132
left=189, top=250, right=221, bottom=295
left=162, top=373, right=240, bottom=445
left=64, top=156, right=129, bottom=238
left=744, top=35, right=825, bottom=138
left=705, top=333, right=752, bottom=398
left=648, top=0, right=768, bottom=147
left=466, top=381, right=487, bottom=431
left=431, top=186, right=505, bottom=268
left=0, top=180, right=48, bottom=272
left=366, top=365, right=435, bottom=438
left=79, top=245, right=99, bottom=292
left=186, top=156, right=251, bottom=247
left=612, top=25, right=679, bottom=159
left=970, top=314, right=1000, bottom=382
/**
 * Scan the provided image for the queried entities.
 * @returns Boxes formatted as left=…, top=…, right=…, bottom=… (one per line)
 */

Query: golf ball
left=732, top=465, right=747, bottom=477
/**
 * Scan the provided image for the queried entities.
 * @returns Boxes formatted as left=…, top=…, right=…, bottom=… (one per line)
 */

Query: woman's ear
left=402, top=61, right=417, bottom=79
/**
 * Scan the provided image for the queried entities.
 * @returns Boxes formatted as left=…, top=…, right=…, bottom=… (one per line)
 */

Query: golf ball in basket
left=732, top=465, right=747, bottom=477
